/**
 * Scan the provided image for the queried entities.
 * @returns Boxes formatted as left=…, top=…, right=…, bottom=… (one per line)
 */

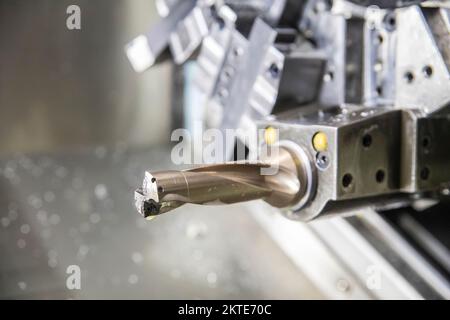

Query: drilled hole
left=385, top=16, right=396, bottom=29
left=376, top=86, right=383, bottom=96
left=422, top=136, right=430, bottom=149
left=324, top=71, right=334, bottom=82
left=404, top=71, right=414, bottom=83
left=376, top=170, right=385, bottom=183
left=383, top=12, right=396, bottom=31
left=342, top=174, right=353, bottom=188
left=151, top=178, right=156, bottom=183
left=376, top=34, right=384, bottom=44
left=269, top=63, right=280, bottom=78
left=423, top=65, right=433, bottom=78
left=362, top=134, right=372, bottom=148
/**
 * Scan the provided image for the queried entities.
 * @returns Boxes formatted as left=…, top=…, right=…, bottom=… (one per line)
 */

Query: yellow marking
left=312, top=132, right=328, bottom=152
left=264, top=127, right=278, bottom=145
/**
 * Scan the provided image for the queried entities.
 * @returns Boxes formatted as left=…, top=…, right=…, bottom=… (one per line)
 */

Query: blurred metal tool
left=134, top=146, right=315, bottom=219
left=125, top=0, right=214, bottom=72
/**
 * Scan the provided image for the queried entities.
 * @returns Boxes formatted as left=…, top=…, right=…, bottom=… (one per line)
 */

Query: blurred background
left=0, top=0, right=323, bottom=299
left=0, top=0, right=172, bottom=153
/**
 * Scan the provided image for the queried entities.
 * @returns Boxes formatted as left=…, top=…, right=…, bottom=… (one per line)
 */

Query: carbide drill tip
left=134, top=171, right=162, bottom=218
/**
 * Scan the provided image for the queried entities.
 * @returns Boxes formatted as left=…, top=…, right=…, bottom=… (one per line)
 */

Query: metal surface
left=360, top=209, right=450, bottom=298
left=193, top=9, right=285, bottom=160
left=401, top=112, right=450, bottom=193
left=363, top=6, right=396, bottom=106
left=395, top=6, right=450, bottom=113
left=346, top=0, right=427, bottom=8
left=125, top=0, right=197, bottom=72
left=250, top=202, right=424, bottom=299
left=249, top=200, right=450, bottom=299
left=0, top=146, right=322, bottom=299
left=169, top=3, right=212, bottom=64
left=217, top=18, right=283, bottom=158
left=398, top=214, right=450, bottom=275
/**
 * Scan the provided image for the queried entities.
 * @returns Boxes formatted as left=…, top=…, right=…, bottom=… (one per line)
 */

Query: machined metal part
left=125, top=0, right=197, bottom=72
left=363, top=6, right=397, bottom=107
left=129, top=0, right=450, bottom=222
left=125, top=0, right=216, bottom=72
left=169, top=3, right=213, bottom=64
left=274, top=51, right=327, bottom=111
left=134, top=145, right=314, bottom=219
left=395, top=5, right=450, bottom=113
left=194, top=5, right=238, bottom=97
left=401, top=109, right=450, bottom=193
left=215, top=18, right=284, bottom=159
left=156, top=0, right=182, bottom=17
left=299, top=0, right=346, bottom=107
left=196, top=17, right=285, bottom=159
left=258, top=105, right=450, bottom=221
left=346, top=0, right=427, bottom=8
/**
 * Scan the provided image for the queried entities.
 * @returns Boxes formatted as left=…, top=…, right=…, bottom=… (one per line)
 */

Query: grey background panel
left=0, top=0, right=172, bottom=155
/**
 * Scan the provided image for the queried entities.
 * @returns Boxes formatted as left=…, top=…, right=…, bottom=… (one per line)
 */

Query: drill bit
left=134, top=146, right=310, bottom=219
